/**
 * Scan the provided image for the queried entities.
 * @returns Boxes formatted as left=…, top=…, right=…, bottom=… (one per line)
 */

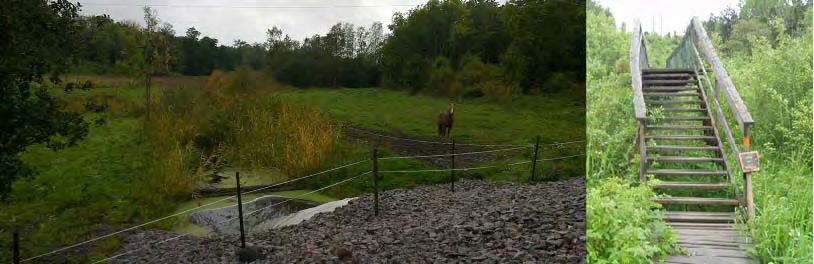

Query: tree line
left=69, top=0, right=585, bottom=98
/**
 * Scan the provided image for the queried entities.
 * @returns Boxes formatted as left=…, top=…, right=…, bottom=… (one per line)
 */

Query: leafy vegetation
left=585, top=2, right=679, bottom=262
left=587, top=0, right=812, bottom=263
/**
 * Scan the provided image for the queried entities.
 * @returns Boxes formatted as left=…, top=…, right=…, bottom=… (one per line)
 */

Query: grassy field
left=0, top=71, right=585, bottom=262
left=280, top=88, right=585, bottom=145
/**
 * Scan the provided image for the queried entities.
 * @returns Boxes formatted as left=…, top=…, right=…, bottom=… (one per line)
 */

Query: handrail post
left=638, top=120, right=647, bottom=184
left=743, top=126, right=755, bottom=221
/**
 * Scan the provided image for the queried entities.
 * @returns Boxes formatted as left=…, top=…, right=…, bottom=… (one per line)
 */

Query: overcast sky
left=594, top=0, right=740, bottom=35
left=79, top=0, right=514, bottom=45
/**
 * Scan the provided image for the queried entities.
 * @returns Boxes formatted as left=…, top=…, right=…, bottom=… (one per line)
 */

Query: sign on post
left=738, top=151, right=760, bottom=173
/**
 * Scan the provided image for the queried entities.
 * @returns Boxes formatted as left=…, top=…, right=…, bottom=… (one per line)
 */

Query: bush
left=587, top=177, right=678, bottom=263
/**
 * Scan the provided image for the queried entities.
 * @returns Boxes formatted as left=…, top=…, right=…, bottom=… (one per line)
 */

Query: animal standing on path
left=437, top=103, right=454, bottom=140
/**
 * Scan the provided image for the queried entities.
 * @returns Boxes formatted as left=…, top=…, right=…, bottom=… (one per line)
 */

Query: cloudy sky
left=78, top=0, right=435, bottom=45
left=594, top=0, right=740, bottom=35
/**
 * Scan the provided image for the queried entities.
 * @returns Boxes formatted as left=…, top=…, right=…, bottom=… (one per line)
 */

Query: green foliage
left=586, top=2, right=679, bottom=262
left=0, top=0, right=90, bottom=196
left=587, top=177, right=678, bottom=263
left=381, top=0, right=584, bottom=95
left=0, top=118, right=154, bottom=263
left=724, top=20, right=813, bottom=263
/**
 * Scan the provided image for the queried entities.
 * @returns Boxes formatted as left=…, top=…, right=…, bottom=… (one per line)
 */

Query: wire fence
left=15, top=134, right=584, bottom=263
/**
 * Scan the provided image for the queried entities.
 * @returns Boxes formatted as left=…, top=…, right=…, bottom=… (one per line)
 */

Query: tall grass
left=141, top=67, right=344, bottom=202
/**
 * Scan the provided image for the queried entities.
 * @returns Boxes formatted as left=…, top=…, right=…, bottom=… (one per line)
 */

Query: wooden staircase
left=630, top=18, right=757, bottom=263
left=642, top=69, right=754, bottom=263
left=642, top=68, right=740, bottom=217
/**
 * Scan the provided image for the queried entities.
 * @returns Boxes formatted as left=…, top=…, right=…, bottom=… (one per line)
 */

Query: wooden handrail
left=690, top=17, right=754, bottom=133
left=629, top=21, right=648, bottom=121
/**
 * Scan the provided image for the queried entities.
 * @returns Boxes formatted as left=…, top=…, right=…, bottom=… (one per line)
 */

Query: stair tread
left=646, top=135, right=717, bottom=141
left=646, top=100, right=705, bottom=105
left=646, top=125, right=713, bottom=130
left=644, top=79, right=697, bottom=86
left=647, top=169, right=728, bottom=176
left=643, top=87, right=700, bottom=92
left=643, top=68, right=696, bottom=74
left=659, top=108, right=707, bottom=112
left=655, top=197, right=740, bottom=206
left=642, top=73, right=695, bottom=78
left=647, top=156, right=724, bottom=162
left=648, top=146, right=720, bottom=152
left=650, top=116, right=711, bottom=121
left=643, top=92, right=700, bottom=97
left=663, top=211, right=736, bottom=223
left=651, top=181, right=730, bottom=189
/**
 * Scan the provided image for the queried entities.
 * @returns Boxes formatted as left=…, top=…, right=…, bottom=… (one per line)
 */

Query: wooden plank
left=647, top=156, right=724, bottom=163
left=691, top=17, right=754, bottom=131
left=644, top=86, right=700, bottom=92
left=643, top=68, right=695, bottom=74
left=646, top=135, right=717, bottom=141
left=646, top=125, right=712, bottom=130
left=651, top=116, right=710, bottom=121
left=644, top=92, right=701, bottom=97
left=644, top=79, right=697, bottom=86
left=642, top=73, right=696, bottom=79
left=648, top=146, right=719, bottom=152
left=646, top=100, right=705, bottom=106
left=655, top=197, right=740, bottom=206
left=647, top=169, right=728, bottom=176
left=659, top=108, right=707, bottom=113
left=652, top=181, right=729, bottom=190
left=664, top=211, right=735, bottom=223
left=630, top=22, right=647, bottom=121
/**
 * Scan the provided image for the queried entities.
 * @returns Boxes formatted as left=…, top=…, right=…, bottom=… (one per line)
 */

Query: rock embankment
left=114, top=178, right=585, bottom=263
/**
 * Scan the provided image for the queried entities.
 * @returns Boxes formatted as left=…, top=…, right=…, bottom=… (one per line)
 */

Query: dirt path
left=342, top=125, right=531, bottom=168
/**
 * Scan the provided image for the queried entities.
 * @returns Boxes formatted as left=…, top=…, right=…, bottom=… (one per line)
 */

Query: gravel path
left=112, top=178, right=585, bottom=263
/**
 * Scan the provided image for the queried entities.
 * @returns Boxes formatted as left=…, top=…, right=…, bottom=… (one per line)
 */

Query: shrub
left=587, top=177, right=678, bottom=263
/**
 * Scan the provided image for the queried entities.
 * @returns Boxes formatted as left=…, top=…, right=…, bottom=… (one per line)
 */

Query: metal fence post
left=530, top=136, right=540, bottom=181
left=373, top=147, right=379, bottom=217
left=450, top=139, right=455, bottom=192
left=235, top=171, right=246, bottom=249
left=13, top=231, right=20, bottom=264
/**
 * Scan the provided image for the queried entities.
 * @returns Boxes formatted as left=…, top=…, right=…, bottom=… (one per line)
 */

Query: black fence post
left=372, top=147, right=380, bottom=217
left=530, top=136, right=540, bottom=181
left=450, top=139, right=455, bottom=192
left=235, top=171, right=246, bottom=249
left=12, top=231, right=19, bottom=264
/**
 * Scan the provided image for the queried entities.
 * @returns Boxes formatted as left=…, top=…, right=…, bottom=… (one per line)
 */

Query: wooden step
left=642, top=73, right=696, bottom=80
left=651, top=116, right=710, bottom=121
left=647, top=156, right=724, bottom=163
left=647, top=169, right=728, bottom=176
left=646, top=125, right=712, bottom=131
left=643, top=68, right=696, bottom=74
left=644, top=79, right=697, bottom=86
left=659, top=108, right=707, bottom=113
left=663, top=211, right=736, bottom=223
left=643, top=92, right=700, bottom=97
left=646, top=135, right=717, bottom=142
left=646, top=100, right=705, bottom=106
left=651, top=181, right=729, bottom=190
left=643, top=87, right=700, bottom=92
left=648, top=146, right=720, bottom=153
left=655, top=197, right=740, bottom=206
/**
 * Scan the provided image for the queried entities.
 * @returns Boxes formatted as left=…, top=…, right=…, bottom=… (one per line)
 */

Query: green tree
left=0, top=0, right=89, bottom=196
